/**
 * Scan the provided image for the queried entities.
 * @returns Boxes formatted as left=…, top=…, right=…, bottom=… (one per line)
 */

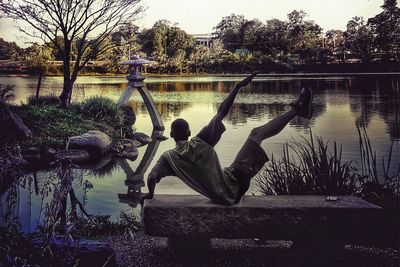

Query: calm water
left=1, top=74, right=399, bottom=232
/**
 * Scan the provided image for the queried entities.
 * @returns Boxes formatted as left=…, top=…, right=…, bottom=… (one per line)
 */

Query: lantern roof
left=122, top=55, right=153, bottom=65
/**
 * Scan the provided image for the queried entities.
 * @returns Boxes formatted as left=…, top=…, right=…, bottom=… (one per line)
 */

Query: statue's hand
left=139, top=193, right=153, bottom=206
left=236, top=71, right=258, bottom=88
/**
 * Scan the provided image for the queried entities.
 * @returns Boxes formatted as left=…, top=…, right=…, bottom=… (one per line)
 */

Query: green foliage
left=14, top=103, right=117, bottom=147
left=368, top=0, right=400, bottom=59
left=80, top=96, right=124, bottom=129
left=257, top=130, right=359, bottom=196
left=257, top=126, right=400, bottom=201
left=0, top=38, right=22, bottom=60
left=71, top=212, right=142, bottom=239
left=345, top=16, right=374, bottom=62
left=138, top=20, right=195, bottom=73
left=2, top=4, right=400, bottom=75
left=27, top=94, right=60, bottom=106
left=22, top=43, right=54, bottom=74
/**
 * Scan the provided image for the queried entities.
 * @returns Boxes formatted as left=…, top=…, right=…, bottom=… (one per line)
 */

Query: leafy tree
left=22, top=43, right=54, bottom=74
left=139, top=20, right=194, bottom=73
left=345, top=17, right=374, bottom=62
left=0, top=38, right=22, bottom=60
left=189, top=45, right=210, bottom=73
left=100, top=23, right=143, bottom=73
left=139, top=20, right=170, bottom=61
left=368, top=0, right=400, bottom=61
left=262, top=19, right=289, bottom=61
left=0, top=0, right=143, bottom=107
left=166, top=25, right=195, bottom=58
left=214, top=14, right=247, bottom=51
left=325, top=30, right=346, bottom=62
left=239, top=19, right=263, bottom=51
left=286, top=10, right=323, bottom=63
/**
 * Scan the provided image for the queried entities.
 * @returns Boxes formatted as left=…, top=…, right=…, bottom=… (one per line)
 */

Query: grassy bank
left=11, top=96, right=124, bottom=148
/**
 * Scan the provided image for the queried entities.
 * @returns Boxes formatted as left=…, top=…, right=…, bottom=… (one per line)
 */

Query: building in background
left=192, top=34, right=216, bottom=49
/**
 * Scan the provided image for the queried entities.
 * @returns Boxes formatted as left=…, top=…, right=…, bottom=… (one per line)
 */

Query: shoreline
left=1, top=72, right=400, bottom=79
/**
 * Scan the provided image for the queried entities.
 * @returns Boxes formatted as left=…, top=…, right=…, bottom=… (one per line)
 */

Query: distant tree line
left=1, top=0, right=399, bottom=75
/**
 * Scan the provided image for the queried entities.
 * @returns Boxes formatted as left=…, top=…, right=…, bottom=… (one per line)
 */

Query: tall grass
left=357, top=122, right=400, bottom=197
left=80, top=96, right=124, bottom=128
left=257, top=130, right=359, bottom=196
left=27, top=95, right=60, bottom=106
left=257, top=126, right=400, bottom=199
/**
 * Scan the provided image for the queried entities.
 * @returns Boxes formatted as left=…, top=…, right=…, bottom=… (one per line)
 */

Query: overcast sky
left=0, top=0, right=386, bottom=47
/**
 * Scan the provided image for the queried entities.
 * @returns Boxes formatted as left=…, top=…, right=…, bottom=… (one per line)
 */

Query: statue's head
left=170, top=118, right=191, bottom=142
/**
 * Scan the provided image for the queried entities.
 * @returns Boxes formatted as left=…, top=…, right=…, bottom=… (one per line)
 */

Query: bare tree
left=0, top=0, right=144, bottom=107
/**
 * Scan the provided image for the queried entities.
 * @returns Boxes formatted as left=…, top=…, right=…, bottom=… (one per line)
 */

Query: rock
left=0, top=106, right=31, bottom=143
left=21, top=147, right=41, bottom=161
left=68, top=130, right=112, bottom=158
left=124, top=146, right=139, bottom=161
left=55, top=149, right=90, bottom=163
left=110, top=139, right=139, bottom=161
left=130, top=132, right=152, bottom=146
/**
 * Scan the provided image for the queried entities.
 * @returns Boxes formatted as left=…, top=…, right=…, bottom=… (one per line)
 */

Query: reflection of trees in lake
left=0, top=162, right=88, bottom=233
left=128, top=101, right=191, bottom=120
left=349, top=77, right=400, bottom=140
left=146, top=79, right=310, bottom=94
left=377, top=79, right=400, bottom=140
left=146, top=81, right=227, bottom=92
left=221, top=101, right=326, bottom=130
left=68, top=76, right=398, bottom=140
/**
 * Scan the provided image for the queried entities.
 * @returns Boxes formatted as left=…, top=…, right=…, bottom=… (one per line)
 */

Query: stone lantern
left=123, top=55, right=151, bottom=87
left=118, top=55, right=164, bottom=130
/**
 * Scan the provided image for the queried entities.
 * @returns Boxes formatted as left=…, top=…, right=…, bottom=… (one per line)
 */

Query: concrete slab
left=143, top=195, right=383, bottom=244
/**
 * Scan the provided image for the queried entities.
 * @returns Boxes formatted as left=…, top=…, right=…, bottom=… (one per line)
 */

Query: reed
left=357, top=122, right=400, bottom=197
left=257, top=125, right=399, bottom=200
left=257, top=130, right=359, bottom=196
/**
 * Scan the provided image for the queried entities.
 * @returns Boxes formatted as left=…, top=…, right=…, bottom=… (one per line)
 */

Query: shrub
left=15, top=104, right=115, bottom=147
left=257, top=130, right=360, bottom=196
left=27, top=95, right=60, bottom=106
left=80, top=96, right=124, bottom=129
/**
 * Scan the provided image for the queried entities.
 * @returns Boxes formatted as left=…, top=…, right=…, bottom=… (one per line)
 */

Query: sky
left=0, top=0, right=386, bottom=47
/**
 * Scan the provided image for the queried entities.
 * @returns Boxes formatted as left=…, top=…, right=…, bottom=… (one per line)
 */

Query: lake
left=1, top=74, right=399, bottom=233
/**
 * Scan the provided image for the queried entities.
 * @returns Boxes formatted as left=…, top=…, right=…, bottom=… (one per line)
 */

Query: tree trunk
left=35, top=70, right=43, bottom=99
left=59, top=51, right=74, bottom=108
left=59, top=72, right=77, bottom=108
left=59, top=80, right=74, bottom=108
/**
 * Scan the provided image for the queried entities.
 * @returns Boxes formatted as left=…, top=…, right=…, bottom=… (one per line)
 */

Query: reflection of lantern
left=118, top=55, right=164, bottom=130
